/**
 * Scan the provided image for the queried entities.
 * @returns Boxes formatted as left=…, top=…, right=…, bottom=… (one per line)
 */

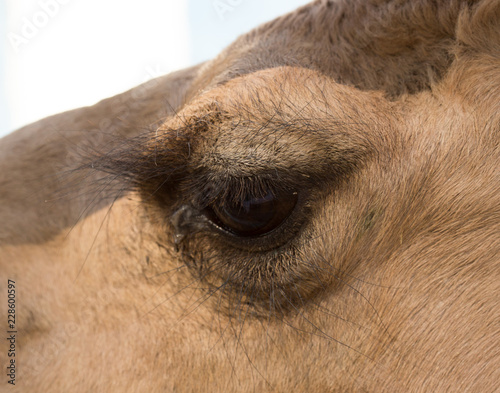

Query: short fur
left=1, top=1, right=499, bottom=392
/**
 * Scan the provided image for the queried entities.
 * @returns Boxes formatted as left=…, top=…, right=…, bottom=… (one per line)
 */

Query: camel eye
left=204, top=189, right=298, bottom=237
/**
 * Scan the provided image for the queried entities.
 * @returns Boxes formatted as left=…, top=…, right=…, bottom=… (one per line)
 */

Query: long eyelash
left=186, top=173, right=299, bottom=212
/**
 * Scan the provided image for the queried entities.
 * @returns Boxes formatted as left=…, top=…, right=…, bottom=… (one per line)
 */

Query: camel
left=1, top=0, right=499, bottom=391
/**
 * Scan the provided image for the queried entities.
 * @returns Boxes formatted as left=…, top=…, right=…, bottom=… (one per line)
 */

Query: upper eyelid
left=184, top=175, right=289, bottom=209
left=181, top=167, right=323, bottom=210
left=92, top=78, right=377, bottom=200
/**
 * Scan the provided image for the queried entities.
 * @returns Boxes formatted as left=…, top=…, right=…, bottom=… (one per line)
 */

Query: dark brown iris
left=205, top=189, right=298, bottom=237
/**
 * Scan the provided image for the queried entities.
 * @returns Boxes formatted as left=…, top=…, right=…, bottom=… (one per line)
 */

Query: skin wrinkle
left=0, top=0, right=499, bottom=392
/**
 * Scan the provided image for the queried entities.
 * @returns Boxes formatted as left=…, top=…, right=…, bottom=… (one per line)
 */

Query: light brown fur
left=1, top=1, right=499, bottom=392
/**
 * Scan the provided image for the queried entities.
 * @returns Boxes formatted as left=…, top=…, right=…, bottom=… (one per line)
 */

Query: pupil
left=206, top=189, right=297, bottom=237
left=222, top=192, right=275, bottom=231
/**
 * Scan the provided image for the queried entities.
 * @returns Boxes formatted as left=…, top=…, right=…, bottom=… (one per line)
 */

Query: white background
left=0, top=0, right=310, bottom=137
